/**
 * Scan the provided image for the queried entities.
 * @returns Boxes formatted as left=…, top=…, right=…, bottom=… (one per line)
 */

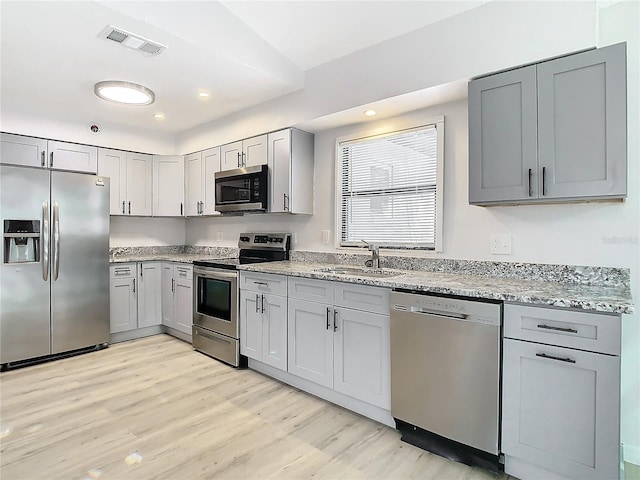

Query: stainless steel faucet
left=361, top=240, right=380, bottom=269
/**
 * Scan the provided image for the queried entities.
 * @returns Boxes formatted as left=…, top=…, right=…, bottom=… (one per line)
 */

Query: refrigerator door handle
left=42, top=201, right=49, bottom=281
left=52, top=201, right=60, bottom=281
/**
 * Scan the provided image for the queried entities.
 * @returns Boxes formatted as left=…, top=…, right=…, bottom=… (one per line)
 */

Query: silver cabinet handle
left=536, top=352, right=575, bottom=364
left=52, top=202, right=60, bottom=281
left=326, top=307, right=331, bottom=330
left=528, top=169, right=532, bottom=197
left=172, top=278, right=175, bottom=292
left=333, top=309, right=338, bottom=332
left=199, top=201, right=203, bottom=215
left=180, top=202, right=183, bottom=216
left=255, top=294, right=260, bottom=313
left=283, top=193, right=289, bottom=211
left=133, top=278, right=136, bottom=293
left=542, top=166, right=547, bottom=196
left=128, top=201, right=131, bottom=215
left=49, top=151, right=54, bottom=168
left=242, top=152, right=246, bottom=167
left=122, top=201, right=125, bottom=214
left=261, top=294, right=266, bottom=314
left=139, top=263, right=143, bottom=278
left=537, top=324, right=578, bottom=334
left=42, top=201, right=49, bottom=281
left=237, top=152, right=241, bottom=167
left=41, top=151, right=46, bottom=168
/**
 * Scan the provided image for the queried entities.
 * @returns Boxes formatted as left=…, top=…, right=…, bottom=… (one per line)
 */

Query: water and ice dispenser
left=3, top=220, right=40, bottom=263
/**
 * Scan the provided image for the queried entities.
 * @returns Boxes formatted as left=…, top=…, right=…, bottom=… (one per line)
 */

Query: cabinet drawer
left=174, top=264, right=193, bottom=280
left=334, top=282, right=389, bottom=315
left=110, top=263, right=136, bottom=279
left=240, top=272, right=287, bottom=296
left=288, top=277, right=333, bottom=304
left=504, top=304, right=620, bottom=355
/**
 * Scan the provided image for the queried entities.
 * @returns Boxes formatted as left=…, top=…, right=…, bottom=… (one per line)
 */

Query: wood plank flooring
left=1, top=334, right=510, bottom=480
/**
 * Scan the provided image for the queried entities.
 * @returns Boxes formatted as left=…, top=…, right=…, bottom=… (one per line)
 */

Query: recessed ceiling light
left=199, top=92, right=210, bottom=99
left=364, top=110, right=377, bottom=116
left=94, top=81, right=155, bottom=106
left=153, top=113, right=164, bottom=119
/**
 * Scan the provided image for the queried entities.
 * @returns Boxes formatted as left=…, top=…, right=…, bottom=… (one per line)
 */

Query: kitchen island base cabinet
left=239, top=273, right=288, bottom=371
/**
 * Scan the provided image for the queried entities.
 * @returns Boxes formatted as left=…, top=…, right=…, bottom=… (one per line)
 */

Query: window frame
left=334, top=115, right=444, bottom=253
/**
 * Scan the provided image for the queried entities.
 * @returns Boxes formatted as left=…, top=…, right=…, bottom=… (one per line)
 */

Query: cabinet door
left=185, top=152, right=202, bottom=216
left=161, top=264, right=175, bottom=327
left=243, top=134, right=268, bottom=167
left=268, top=129, right=291, bottom=213
left=97, top=148, right=127, bottom=215
left=126, top=152, right=153, bottom=216
left=173, top=277, right=193, bottom=335
left=137, top=262, right=162, bottom=328
left=109, top=277, right=137, bottom=333
left=333, top=308, right=390, bottom=409
left=287, top=299, right=333, bottom=388
left=220, top=141, right=242, bottom=171
left=240, top=289, right=263, bottom=361
left=262, top=293, right=287, bottom=371
left=202, top=147, right=220, bottom=214
left=0, top=133, right=47, bottom=168
left=468, top=66, right=538, bottom=204
left=153, top=155, right=184, bottom=217
left=502, top=338, right=620, bottom=480
left=48, top=141, right=97, bottom=174
left=537, top=43, right=627, bottom=199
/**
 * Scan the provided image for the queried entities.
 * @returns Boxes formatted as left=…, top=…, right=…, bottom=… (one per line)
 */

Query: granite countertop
left=109, top=253, right=229, bottom=264
left=237, top=261, right=635, bottom=315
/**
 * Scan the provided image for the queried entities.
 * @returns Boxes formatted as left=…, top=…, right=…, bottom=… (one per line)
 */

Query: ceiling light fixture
left=198, top=92, right=210, bottom=99
left=153, top=113, right=165, bottom=119
left=94, top=81, right=155, bottom=106
left=364, top=110, right=377, bottom=116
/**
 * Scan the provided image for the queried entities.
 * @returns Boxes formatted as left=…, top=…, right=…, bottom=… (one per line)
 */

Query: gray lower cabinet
left=161, top=263, right=193, bottom=335
left=469, top=42, right=626, bottom=205
left=137, top=262, right=162, bottom=328
left=287, top=277, right=391, bottom=409
left=502, top=304, right=621, bottom=480
left=109, top=264, right=137, bottom=333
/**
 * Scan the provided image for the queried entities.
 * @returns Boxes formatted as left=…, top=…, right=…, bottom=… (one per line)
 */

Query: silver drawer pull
left=536, top=353, right=576, bottom=364
left=253, top=281, right=268, bottom=286
left=537, top=324, right=578, bottom=334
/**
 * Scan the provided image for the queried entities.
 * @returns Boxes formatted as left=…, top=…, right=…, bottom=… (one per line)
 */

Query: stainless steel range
left=192, top=233, right=290, bottom=366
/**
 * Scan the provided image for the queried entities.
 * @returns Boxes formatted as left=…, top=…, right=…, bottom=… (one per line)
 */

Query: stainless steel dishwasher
left=390, top=290, right=502, bottom=471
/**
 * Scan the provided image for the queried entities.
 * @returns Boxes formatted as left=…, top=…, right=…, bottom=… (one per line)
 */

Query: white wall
left=110, top=217, right=185, bottom=247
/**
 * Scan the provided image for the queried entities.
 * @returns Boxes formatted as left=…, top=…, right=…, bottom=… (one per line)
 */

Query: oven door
left=193, top=267, right=238, bottom=339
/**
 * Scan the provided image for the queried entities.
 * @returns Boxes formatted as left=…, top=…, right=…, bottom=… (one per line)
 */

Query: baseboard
left=625, top=444, right=640, bottom=467
left=162, top=326, right=192, bottom=344
left=110, top=325, right=163, bottom=343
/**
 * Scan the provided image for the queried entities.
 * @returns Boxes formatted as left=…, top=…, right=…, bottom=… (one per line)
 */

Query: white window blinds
left=339, top=124, right=441, bottom=249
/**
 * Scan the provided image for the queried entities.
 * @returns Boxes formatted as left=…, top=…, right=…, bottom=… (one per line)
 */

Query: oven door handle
left=193, top=267, right=239, bottom=281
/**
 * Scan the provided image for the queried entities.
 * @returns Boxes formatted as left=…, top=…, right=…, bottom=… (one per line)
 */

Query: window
left=337, top=119, right=443, bottom=250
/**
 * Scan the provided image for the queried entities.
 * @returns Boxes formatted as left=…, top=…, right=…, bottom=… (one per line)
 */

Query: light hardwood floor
left=1, top=334, right=511, bottom=480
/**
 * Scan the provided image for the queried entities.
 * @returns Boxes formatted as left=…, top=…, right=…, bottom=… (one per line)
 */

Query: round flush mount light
left=364, top=110, right=377, bottom=116
left=94, top=81, right=155, bottom=106
left=198, top=92, right=210, bottom=99
left=153, top=113, right=165, bottom=119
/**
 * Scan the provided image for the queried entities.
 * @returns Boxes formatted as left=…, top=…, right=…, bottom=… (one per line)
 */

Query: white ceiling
left=0, top=1, right=486, bottom=136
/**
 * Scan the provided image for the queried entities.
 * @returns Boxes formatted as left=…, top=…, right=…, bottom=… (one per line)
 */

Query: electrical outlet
left=490, top=234, right=512, bottom=255
left=292, top=232, right=298, bottom=245
left=216, top=231, right=223, bottom=242
left=322, top=230, right=330, bottom=244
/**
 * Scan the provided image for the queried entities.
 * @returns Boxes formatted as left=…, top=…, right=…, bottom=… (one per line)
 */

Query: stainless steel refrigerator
left=0, top=165, right=110, bottom=367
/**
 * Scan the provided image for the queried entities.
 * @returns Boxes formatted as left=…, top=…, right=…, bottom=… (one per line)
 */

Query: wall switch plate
left=322, top=230, right=330, bottom=244
left=216, top=231, right=223, bottom=242
left=490, top=234, right=512, bottom=254
left=292, top=232, right=298, bottom=245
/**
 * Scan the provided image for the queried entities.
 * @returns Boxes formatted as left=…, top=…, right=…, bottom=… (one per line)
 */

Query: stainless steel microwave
left=214, top=165, right=268, bottom=212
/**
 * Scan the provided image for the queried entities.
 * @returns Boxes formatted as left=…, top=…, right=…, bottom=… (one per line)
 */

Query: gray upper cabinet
left=469, top=43, right=627, bottom=205
left=1, top=134, right=97, bottom=174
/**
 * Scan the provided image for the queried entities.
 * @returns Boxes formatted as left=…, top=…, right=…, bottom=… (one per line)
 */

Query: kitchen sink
left=314, top=266, right=403, bottom=278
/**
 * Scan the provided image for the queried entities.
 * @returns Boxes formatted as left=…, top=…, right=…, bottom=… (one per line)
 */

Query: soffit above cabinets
left=0, top=1, right=489, bottom=135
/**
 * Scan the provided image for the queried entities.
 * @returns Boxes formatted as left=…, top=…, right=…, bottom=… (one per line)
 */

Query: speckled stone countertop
left=109, top=246, right=237, bottom=264
left=237, top=261, right=634, bottom=315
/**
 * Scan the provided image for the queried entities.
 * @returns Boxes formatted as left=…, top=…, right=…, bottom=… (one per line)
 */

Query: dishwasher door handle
left=409, top=307, right=468, bottom=320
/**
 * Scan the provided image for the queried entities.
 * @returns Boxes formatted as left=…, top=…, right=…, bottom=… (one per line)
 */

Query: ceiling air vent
left=99, top=25, right=166, bottom=56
